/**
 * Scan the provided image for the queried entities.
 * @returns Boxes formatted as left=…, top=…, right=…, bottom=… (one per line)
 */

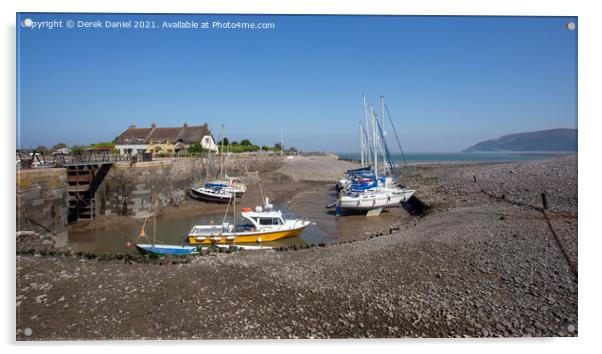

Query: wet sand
left=16, top=155, right=577, bottom=339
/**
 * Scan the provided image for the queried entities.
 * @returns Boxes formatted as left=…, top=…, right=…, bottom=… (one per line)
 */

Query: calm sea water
left=336, top=152, right=572, bottom=164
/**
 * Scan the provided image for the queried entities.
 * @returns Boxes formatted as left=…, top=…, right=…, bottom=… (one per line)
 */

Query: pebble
left=567, top=324, right=575, bottom=333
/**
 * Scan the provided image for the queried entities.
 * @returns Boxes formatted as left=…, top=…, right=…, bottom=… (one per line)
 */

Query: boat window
left=258, top=218, right=282, bottom=225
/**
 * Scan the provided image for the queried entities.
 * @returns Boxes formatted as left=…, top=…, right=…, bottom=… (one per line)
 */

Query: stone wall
left=14, top=155, right=288, bottom=250
left=16, top=168, right=68, bottom=247
left=94, top=155, right=284, bottom=218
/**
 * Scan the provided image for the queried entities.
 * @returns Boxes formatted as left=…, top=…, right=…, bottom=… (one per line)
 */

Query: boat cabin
left=241, top=211, right=285, bottom=229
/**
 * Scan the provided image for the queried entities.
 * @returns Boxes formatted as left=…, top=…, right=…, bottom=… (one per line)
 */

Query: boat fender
left=257, top=237, right=262, bottom=243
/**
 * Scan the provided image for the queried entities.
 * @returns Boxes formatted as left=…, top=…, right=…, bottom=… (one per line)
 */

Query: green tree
left=274, top=143, right=282, bottom=151
left=221, top=137, right=229, bottom=145
left=52, top=142, right=67, bottom=151
left=230, top=141, right=239, bottom=145
left=261, top=145, right=270, bottom=151
left=88, top=142, right=115, bottom=150
left=240, top=139, right=252, bottom=146
left=187, top=143, right=205, bottom=154
left=34, top=145, right=50, bottom=155
left=70, top=145, right=85, bottom=154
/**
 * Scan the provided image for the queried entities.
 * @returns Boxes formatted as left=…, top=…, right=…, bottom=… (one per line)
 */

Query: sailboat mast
left=220, top=125, right=226, bottom=177
left=205, top=139, right=211, bottom=182
left=371, top=105, right=378, bottom=180
left=232, top=193, right=236, bottom=234
left=359, top=121, right=364, bottom=167
left=363, top=94, right=372, bottom=167
left=220, top=125, right=224, bottom=155
left=380, top=96, right=388, bottom=176
left=152, top=192, right=156, bottom=246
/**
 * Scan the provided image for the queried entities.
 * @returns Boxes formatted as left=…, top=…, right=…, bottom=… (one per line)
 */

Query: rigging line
left=384, top=103, right=421, bottom=188
left=375, top=113, right=398, bottom=179
left=384, top=104, right=408, bottom=167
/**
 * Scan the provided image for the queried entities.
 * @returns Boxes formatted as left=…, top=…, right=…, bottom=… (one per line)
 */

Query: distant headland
left=463, top=128, right=577, bottom=152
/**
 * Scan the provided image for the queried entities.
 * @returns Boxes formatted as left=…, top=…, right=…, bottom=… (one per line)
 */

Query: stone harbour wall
left=14, top=155, right=287, bottom=245
left=95, top=155, right=284, bottom=218
left=16, top=168, right=69, bottom=247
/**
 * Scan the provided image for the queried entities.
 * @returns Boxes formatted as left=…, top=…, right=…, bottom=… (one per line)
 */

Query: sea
left=336, top=152, right=574, bottom=165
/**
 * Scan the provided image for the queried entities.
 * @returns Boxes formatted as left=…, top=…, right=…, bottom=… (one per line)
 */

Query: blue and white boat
left=135, top=243, right=198, bottom=256
left=135, top=192, right=200, bottom=256
left=190, top=183, right=234, bottom=203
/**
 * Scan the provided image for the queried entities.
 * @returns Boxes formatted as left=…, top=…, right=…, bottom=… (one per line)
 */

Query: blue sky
left=17, top=14, right=577, bottom=152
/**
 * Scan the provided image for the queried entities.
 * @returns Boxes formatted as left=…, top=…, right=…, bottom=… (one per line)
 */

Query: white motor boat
left=187, top=198, right=311, bottom=244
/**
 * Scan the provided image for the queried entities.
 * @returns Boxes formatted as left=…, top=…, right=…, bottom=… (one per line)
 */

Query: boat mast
left=359, top=121, right=365, bottom=167
left=220, top=125, right=224, bottom=155
left=232, top=192, right=236, bottom=234
left=152, top=192, right=157, bottom=246
left=380, top=96, right=390, bottom=177
left=205, top=137, right=211, bottom=182
left=371, top=105, right=378, bottom=180
left=363, top=94, right=372, bottom=167
left=219, top=125, right=225, bottom=177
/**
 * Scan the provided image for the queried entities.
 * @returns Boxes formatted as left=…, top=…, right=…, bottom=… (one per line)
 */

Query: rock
left=567, top=324, right=576, bottom=333
left=533, top=320, right=547, bottom=332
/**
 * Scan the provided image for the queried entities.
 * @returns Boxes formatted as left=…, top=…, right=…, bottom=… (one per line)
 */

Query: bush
left=187, top=143, right=205, bottom=154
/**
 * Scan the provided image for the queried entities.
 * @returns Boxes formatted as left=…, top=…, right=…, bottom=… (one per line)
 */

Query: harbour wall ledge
left=16, top=168, right=69, bottom=247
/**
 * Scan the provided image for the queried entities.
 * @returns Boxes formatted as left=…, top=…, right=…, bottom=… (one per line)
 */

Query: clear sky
left=16, top=14, right=577, bottom=152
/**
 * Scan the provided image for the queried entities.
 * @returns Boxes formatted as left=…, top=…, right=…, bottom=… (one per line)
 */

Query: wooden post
left=541, top=191, right=549, bottom=210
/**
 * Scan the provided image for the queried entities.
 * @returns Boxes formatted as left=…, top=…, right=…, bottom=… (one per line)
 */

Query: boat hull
left=339, top=189, right=415, bottom=210
left=189, top=188, right=232, bottom=203
left=187, top=224, right=309, bottom=245
left=135, top=244, right=198, bottom=256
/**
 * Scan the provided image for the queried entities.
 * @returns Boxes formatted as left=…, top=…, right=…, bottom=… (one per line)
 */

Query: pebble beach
left=16, top=155, right=578, bottom=339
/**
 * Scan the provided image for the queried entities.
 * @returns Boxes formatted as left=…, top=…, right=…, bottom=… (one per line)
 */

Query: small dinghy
left=135, top=192, right=199, bottom=256
left=135, top=243, right=198, bottom=256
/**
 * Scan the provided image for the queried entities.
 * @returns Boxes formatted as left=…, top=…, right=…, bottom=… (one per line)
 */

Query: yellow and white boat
left=187, top=200, right=311, bottom=245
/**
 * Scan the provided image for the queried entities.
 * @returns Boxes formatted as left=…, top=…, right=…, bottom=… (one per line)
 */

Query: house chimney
left=151, top=122, right=156, bottom=128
